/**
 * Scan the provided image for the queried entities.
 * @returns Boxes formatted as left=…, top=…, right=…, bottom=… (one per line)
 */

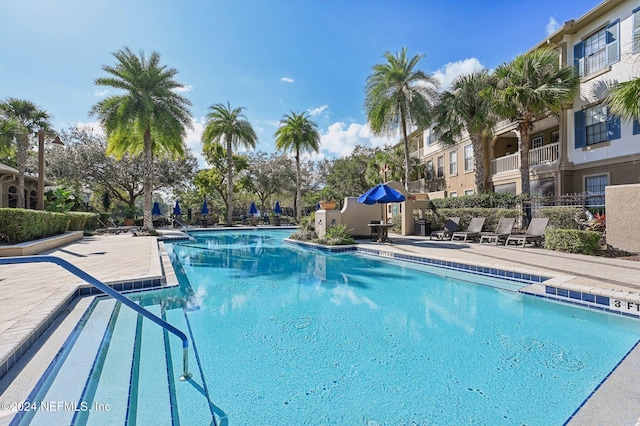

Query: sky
left=0, top=0, right=603, bottom=168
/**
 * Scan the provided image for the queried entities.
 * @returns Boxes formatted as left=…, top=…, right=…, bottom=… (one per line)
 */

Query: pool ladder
left=0, top=255, right=193, bottom=381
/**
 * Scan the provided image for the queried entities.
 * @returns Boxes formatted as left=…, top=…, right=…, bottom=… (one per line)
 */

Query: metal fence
left=522, top=193, right=605, bottom=227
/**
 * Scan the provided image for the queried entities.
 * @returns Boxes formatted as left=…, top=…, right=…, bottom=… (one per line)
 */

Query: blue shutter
left=573, top=41, right=584, bottom=77
left=606, top=108, right=621, bottom=140
left=574, top=110, right=586, bottom=148
left=606, top=20, right=620, bottom=65
left=633, top=119, right=640, bottom=135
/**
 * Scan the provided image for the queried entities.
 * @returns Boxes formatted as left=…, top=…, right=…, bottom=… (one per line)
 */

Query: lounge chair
left=505, top=217, right=550, bottom=248
left=96, top=218, right=138, bottom=235
left=430, top=217, right=460, bottom=240
left=451, top=217, right=486, bottom=242
left=479, top=218, right=516, bottom=245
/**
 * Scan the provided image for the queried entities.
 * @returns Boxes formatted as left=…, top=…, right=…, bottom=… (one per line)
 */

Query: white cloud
left=546, top=17, right=559, bottom=35
left=281, top=77, right=295, bottom=83
left=319, top=121, right=395, bottom=158
left=432, top=58, right=484, bottom=91
left=174, top=84, right=193, bottom=93
left=93, top=89, right=109, bottom=97
left=184, top=117, right=206, bottom=169
left=73, top=121, right=105, bottom=136
left=308, top=105, right=328, bottom=117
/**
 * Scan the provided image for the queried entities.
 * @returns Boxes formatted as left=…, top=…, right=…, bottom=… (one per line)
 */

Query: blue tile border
left=526, top=291, right=640, bottom=320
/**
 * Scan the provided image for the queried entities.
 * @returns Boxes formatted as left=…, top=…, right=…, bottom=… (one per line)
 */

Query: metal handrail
left=0, top=255, right=192, bottom=381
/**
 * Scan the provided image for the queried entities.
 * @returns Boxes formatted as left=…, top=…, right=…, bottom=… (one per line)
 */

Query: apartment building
left=409, top=0, right=640, bottom=200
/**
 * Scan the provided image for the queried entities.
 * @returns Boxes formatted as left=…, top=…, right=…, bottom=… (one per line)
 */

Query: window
left=551, top=131, right=560, bottom=144
left=464, top=189, right=474, bottom=196
left=531, top=136, right=543, bottom=149
left=574, top=21, right=619, bottom=77
left=436, top=156, right=444, bottom=178
left=634, top=7, right=640, bottom=53
left=449, top=150, right=458, bottom=175
left=634, top=119, right=640, bottom=135
left=425, top=159, right=433, bottom=180
left=449, top=191, right=458, bottom=198
left=29, top=190, right=37, bottom=209
left=585, top=174, right=608, bottom=206
left=574, top=104, right=620, bottom=148
left=8, top=186, right=17, bottom=208
left=464, top=145, right=473, bottom=171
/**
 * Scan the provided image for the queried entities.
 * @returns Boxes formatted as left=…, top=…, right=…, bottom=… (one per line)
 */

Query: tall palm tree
left=433, top=69, right=495, bottom=193
left=90, top=47, right=192, bottom=231
left=491, top=47, right=579, bottom=194
left=202, top=102, right=257, bottom=226
left=0, top=98, right=52, bottom=208
left=274, top=111, right=320, bottom=221
left=365, top=47, right=439, bottom=190
left=605, top=77, right=640, bottom=121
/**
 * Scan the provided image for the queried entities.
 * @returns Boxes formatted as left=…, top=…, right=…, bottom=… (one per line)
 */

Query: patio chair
left=429, top=217, right=460, bottom=240
left=451, top=217, right=486, bottom=242
left=369, top=220, right=381, bottom=240
left=505, top=217, right=550, bottom=248
left=479, top=218, right=516, bottom=245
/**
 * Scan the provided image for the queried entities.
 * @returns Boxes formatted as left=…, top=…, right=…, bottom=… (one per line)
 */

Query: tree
left=364, top=47, right=439, bottom=190
left=202, top=102, right=257, bottom=226
left=274, top=111, right=321, bottom=220
left=0, top=98, right=52, bottom=208
left=491, top=47, right=579, bottom=194
left=322, top=145, right=379, bottom=204
left=90, top=47, right=192, bottom=231
left=605, top=77, right=640, bottom=122
left=433, top=69, right=495, bottom=193
left=244, top=152, right=295, bottom=211
left=46, top=125, right=197, bottom=213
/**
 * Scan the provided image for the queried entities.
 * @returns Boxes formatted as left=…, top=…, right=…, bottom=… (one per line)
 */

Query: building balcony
left=491, top=142, right=560, bottom=175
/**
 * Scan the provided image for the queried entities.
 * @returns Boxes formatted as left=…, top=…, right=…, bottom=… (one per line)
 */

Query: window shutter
left=606, top=108, right=621, bottom=140
left=634, top=8, right=640, bottom=53
left=573, top=41, right=584, bottom=77
left=574, top=110, right=586, bottom=148
left=633, top=119, right=640, bottom=135
left=606, top=20, right=620, bottom=65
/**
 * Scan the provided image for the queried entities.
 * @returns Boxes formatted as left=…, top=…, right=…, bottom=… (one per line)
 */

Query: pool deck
left=0, top=229, right=639, bottom=425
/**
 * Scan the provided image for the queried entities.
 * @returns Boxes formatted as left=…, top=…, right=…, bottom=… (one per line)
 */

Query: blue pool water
left=166, top=229, right=640, bottom=425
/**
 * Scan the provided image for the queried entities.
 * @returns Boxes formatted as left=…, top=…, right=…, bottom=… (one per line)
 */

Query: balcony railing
left=491, top=142, right=560, bottom=174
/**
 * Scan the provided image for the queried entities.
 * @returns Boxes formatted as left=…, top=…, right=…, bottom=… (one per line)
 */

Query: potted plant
left=318, top=201, right=337, bottom=210
left=123, top=205, right=137, bottom=226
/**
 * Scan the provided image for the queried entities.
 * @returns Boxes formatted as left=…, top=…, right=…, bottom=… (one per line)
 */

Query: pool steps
left=11, top=298, right=218, bottom=425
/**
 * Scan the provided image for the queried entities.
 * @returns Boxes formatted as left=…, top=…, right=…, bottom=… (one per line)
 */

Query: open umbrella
left=249, top=201, right=258, bottom=215
left=201, top=199, right=209, bottom=215
left=173, top=200, right=182, bottom=216
left=357, top=183, right=406, bottom=205
left=274, top=201, right=282, bottom=215
left=152, top=201, right=161, bottom=216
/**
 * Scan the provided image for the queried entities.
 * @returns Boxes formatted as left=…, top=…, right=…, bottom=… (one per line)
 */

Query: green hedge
left=544, top=229, right=601, bottom=255
left=67, top=212, right=100, bottom=231
left=535, top=207, right=581, bottom=230
left=431, top=193, right=521, bottom=209
left=427, top=208, right=521, bottom=232
left=0, top=208, right=69, bottom=244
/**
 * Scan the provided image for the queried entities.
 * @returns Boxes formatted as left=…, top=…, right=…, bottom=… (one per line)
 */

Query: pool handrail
left=0, top=255, right=193, bottom=381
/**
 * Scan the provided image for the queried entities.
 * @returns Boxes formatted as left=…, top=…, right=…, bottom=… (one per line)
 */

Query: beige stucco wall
left=605, top=184, right=640, bottom=254
left=335, top=197, right=382, bottom=237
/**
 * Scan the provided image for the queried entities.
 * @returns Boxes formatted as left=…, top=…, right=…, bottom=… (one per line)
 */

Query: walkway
left=0, top=231, right=638, bottom=425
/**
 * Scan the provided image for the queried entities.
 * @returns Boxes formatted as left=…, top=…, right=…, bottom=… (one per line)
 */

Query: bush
left=289, top=229, right=317, bottom=242
left=319, top=224, right=355, bottom=245
left=544, top=229, right=601, bottom=255
left=431, top=193, right=521, bottom=209
left=427, top=208, right=521, bottom=232
left=535, top=207, right=581, bottom=230
left=66, top=212, right=100, bottom=231
left=0, top=208, right=69, bottom=244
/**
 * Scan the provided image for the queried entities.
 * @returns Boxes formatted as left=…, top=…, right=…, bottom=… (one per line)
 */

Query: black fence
left=522, top=193, right=605, bottom=226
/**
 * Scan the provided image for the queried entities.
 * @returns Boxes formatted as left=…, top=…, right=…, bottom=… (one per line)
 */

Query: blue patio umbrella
left=357, top=183, right=406, bottom=205
left=201, top=199, right=209, bottom=215
left=173, top=200, right=182, bottom=216
left=316, top=203, right=321, bottom=210
left=152, top=201, right=161, bottom=216
left=249, top=201, right=258, bottom=215
left=274, top=201, right=282, bottom=215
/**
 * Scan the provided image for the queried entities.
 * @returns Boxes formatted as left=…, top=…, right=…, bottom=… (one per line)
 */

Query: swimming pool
left=15, top=229, right=640, bottom=425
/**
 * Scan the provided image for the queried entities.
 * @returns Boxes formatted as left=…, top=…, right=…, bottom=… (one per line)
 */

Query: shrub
left=0, top=208, right=69, bottom=244
left=427, top=208, right=521, bottom=232
left=430, top=193, right=521, bottom=209
left=289, top=229, right=317, bottom=242
left=544, top=229, right=601, bottom=255
left=321, top=224, right=355, bottom=245
left=66, top=212, right=100, bottom=231
left=535, top=207, right=581, bottom=230
left=299, top=212, right=315, bottom=232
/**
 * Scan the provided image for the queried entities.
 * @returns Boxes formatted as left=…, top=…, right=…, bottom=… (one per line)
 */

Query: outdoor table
left=368, top=223, right=394, bottom=243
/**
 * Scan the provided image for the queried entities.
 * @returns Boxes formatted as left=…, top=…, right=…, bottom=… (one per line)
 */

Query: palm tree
left=365, top=47, right=439, bottom=190
left=274, top=111, right=320, bottom=221
left=90, top=47, right=192, bottom=231
left=0, top=98, right=52, bottom=208
left=433, top=69, right=495, bottom=193
left=605, top=77, right=640, bottom=121
left=491, top=47, right=579, bottom=194
left=202, top=102, right=257, bottom=226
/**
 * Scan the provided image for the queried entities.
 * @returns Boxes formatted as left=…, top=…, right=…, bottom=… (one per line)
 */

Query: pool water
left=167, top=230, right=640, bottom=425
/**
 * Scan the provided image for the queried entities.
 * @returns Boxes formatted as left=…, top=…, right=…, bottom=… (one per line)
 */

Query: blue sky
left=1, top=0, right=601, bottom=167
